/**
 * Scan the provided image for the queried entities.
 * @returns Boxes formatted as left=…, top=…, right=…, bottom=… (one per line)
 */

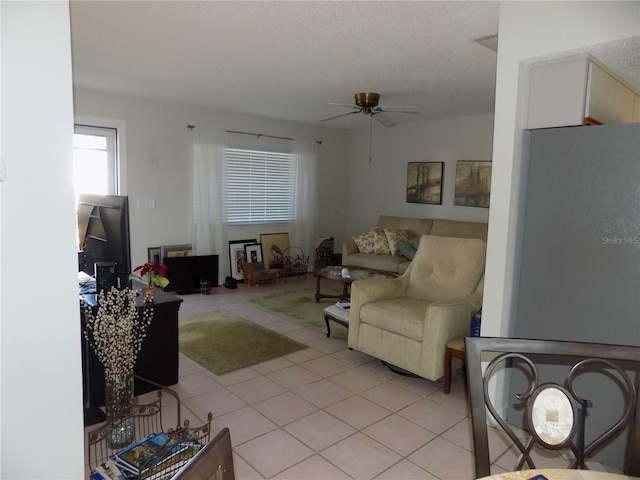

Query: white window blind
left=226, top=146, right=294, bottom=225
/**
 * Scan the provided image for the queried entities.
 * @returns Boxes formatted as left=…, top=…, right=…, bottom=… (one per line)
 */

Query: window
left=226, top=146, right=293, bottom=225
left=73, top=125, right=118, bottom=201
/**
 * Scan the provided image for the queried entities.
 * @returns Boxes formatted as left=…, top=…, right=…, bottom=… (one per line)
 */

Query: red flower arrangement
left=129, top=262, right=169, bottom=288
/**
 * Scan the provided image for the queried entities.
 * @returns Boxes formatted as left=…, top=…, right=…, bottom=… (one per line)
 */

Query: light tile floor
left=85, top=278, right=577, bottom=479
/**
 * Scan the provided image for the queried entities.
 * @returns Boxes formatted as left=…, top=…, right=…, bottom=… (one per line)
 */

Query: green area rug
left=179, top=311, right=306, bottom=375
left=246, top=286, right=348, bottom=340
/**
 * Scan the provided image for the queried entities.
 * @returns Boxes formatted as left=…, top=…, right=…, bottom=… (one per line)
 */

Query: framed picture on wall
left=228, top=239, right=257, bottom=280
left=454, top=160, right=492, bottom=208
left=244, top=243, right=264, bottom=264
left=260, top=233, right=289, bottom=270
left=147, top=247, right=161, bottom=264
left=161, top=244, right=193, bottom=260
left=406, top=162, right=444, bottom=205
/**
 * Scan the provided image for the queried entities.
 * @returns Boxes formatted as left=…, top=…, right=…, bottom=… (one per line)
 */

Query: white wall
left=346, top=114, right=494, bottom=237
left=73, top=88, right=351, bottom=278
left=1, top=1, right=85, bottom=478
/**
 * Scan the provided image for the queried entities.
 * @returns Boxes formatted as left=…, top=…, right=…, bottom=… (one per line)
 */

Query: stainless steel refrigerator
left=512, top=122, right=640, bottom=469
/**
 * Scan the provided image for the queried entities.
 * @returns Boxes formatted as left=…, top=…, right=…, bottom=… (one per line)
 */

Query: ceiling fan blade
left=377, top=106, right=421, bottom=114
left=320, top=110, right=361, bottom=122
left=372, top=112, right=398, bottom=128
left=329, top=103, right=361, bottom=109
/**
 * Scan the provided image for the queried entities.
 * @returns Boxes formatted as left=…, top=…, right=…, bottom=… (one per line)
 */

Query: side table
left=323, top=305, right=349, bottom=338
left=444, top=336, right=466, bottom=394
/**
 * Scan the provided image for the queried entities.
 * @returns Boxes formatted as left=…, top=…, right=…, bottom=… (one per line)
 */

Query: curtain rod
left=187, top=124, right=322, bottom=145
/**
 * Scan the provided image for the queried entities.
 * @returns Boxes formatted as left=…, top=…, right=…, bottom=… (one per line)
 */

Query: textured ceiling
left=69, top=2, right=638, bottom=130
left=69, top=1, right=500, bottom=129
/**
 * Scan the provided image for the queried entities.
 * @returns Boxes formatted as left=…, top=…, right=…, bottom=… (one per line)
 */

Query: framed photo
left=161, top=244, right=192, bottom=261
left=244, top=243, right=264, bottom=264
left=147, top=247, right=161, bottom=264
left=454, top=160, right=492, bottom=208
left=406, top=162, right=444, bottom=205
left=228, top=239, right=257, bottom=280
left=260, top=233, right=289, bottom=269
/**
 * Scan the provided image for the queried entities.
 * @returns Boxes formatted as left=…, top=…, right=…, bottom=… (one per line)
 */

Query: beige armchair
left=348, top=235, right=486, bottom=381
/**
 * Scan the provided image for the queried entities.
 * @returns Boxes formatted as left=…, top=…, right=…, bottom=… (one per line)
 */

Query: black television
left=77, top=194, right=132, bottom=289
left=163, top=255, right=219, bottom=294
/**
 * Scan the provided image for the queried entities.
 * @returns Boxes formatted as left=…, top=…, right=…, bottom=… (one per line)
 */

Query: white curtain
left=190, top=127, right=228, bottom=281
left=289, top=140, right=318, bottom=269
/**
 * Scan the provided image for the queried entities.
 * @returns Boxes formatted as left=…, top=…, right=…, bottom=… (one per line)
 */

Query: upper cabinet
left=526, top=54, right=640, bottom=129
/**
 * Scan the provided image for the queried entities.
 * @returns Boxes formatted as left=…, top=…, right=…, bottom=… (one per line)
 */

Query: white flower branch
left=82, top=287, right=154, bottom=376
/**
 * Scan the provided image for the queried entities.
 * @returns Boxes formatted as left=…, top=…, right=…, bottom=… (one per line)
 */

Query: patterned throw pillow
left=373, top=227, right=391, bottom=254
left=353, top=227, right=390, bottom=254
left=384, top=228, right=411, bottom=256
left=353, top=228, right=378, bottom=253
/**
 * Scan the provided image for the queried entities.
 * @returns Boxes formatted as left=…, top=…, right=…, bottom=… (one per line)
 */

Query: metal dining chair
left=465, top=337, right=640, bottom=479
left=170, top=428, right=235, bottom=480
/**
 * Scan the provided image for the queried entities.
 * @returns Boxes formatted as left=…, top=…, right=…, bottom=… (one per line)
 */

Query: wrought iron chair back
left=171, top=428, right=235, bottom=480
left=465, top=337, right=640, bottom=478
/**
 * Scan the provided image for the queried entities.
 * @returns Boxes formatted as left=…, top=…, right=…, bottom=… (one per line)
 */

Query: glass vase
left=105, top=371, right=135, bottom=449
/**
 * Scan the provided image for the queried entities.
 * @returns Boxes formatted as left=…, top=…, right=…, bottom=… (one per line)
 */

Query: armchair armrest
left=419, top=297, right=476, bottom=380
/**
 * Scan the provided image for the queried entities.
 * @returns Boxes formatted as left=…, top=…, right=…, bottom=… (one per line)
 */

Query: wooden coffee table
left=313, top=266, right=397, bottom=302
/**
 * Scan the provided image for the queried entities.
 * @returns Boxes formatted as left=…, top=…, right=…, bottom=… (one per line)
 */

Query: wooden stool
left=444, top=336, right=466, bottom=394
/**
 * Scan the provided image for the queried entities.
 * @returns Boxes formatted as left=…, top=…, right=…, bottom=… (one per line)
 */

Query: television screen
left=77, top=194, right=131, bottom=289
left=163, top=255, right=219, bottom=294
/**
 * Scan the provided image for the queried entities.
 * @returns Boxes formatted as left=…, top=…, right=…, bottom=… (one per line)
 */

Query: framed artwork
left=147, top=247, right=162, bottom=264
left=244, top=243, right=264, bottom=264
left=228, top=239, right=257, bottom=280
left=406, top=162, right=444, bottom=205
left=260, top=233, right=289, bottom=269
left=161, top=244, right=192, bottom=260
left=454, top=160, right=492, bottom=208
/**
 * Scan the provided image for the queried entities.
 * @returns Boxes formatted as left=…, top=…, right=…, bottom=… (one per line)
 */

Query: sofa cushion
left=377, top=215, right=433, bottom=238
left=360, top=298, right=429, bottom=341
left=384, top=228, right=410, bottom=256
left=407, top=235, right=487, bottom=303
left=430, top=219, right=488, bottom=241
left=398, top=260, right=412, bottom=274
left=344, top=252, right=406, bottom=273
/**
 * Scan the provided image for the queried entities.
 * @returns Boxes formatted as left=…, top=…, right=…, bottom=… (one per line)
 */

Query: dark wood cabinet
left=81, top=289, right=182, bottom=425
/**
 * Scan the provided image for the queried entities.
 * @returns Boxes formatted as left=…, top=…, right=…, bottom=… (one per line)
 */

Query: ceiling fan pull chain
left=369, top=115, right=373, bottom=163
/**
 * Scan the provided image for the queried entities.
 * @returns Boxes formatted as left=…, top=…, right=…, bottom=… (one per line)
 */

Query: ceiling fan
left=320, top=92, right=420, bottom=127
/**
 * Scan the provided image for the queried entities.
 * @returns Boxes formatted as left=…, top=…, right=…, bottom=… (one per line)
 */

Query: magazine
left=115, top=433, right=177, bottom=473
left=114, top=432, right=202, bottom=476
left=141, top=442, right=203, bottom=478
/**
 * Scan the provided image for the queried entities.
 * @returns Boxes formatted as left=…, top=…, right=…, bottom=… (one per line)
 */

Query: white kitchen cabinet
left=527, top=54, right=638, bottom=129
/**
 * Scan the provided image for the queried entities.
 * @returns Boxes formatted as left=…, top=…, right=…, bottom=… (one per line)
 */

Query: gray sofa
left=343, top=215, right=488, bottom=274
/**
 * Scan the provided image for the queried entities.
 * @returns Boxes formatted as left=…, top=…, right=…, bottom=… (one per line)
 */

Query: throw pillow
left=396, top=241, right=418, bottom=260
left=373, top=226, right=391, bottom=254
left=384, top=228, right=411, bottom=256
left=409, top=236, right=422, bottom=250
left=353, top=227, right=390, bottom=254
left=353, top=228, right=378, bottom=253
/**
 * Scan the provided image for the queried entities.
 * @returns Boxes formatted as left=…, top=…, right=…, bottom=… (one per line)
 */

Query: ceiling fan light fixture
left=355, top=92, right=380, bottom=109
left=320, top=92, right=419, bottom=127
